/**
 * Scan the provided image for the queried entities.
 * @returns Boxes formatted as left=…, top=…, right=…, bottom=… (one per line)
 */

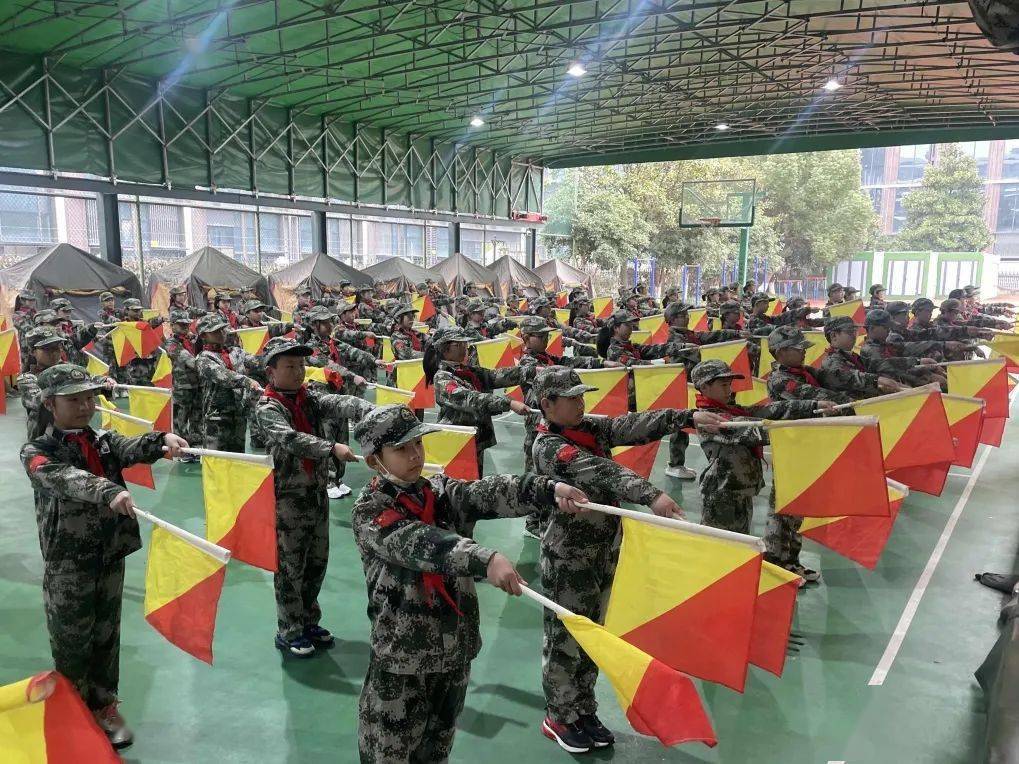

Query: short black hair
left=266, top=351, right=308, bottom=368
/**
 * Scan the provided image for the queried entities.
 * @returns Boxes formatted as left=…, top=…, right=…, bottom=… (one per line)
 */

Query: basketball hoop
left=697, top=216, right=723, bottom=227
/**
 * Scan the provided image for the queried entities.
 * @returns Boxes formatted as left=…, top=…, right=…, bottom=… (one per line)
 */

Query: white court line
left=868, top=443, right=994, bottom=686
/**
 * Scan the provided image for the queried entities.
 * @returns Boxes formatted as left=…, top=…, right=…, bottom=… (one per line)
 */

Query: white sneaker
left=665, top=465, right=697, bottom=479
left=327, top=484, right=343, bottom=499
left=336, top=483, right=352, bottom=498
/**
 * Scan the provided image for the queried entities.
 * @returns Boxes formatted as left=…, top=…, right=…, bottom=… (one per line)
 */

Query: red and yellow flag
left=555, top=291, right=570, bottom=308
left=632, top=365, right=687, bottom=411
left=374, top=384, right=415, bottom=407
left=611, top=441, right=661, bottom=480
left=0, top=671, right=119, bottom=762
left=111, top=321, right=162, bottom=366
left=989, top=332, right=1019, bottom=372
left=687, top=308, right=710, bottom=332
left=422, top=424, right=479, bottom=480
left=235, top=326, right=269, bottom=355
left=554, top=308, right=571, bottom=325
left=638, top=314, right=669, bottom=344
left=748, top=562, right=802, bottom=677
left=758, top=337, right=775, bottom=378
left=0, top=328, right=20, bottom=377
left=576, top=367, right=629, bottom=417
left=770, top=417, right=890, bottom=517
left=799, top=479, right=907, bottom=570
left=604, top=517, right=763, bottom=692
left=943, top=394, right=985, bottom=468
left=472, top=337, right=515, bottom=369
left=947, top=358, right=1010, bottom=419
left=698, top=340, right=752, bottom=392
left=98, top=408, right=156, bottom=490
left=127, top=386, right=172, bottom=432
left=144, top=526, right=228, bottom=664
left=84, top=351, right=110, bottom=378
left=765, top=298, right=785, bottom=318
left=504, top=385, right=524, bottom=403
left=593, top=297, right=615, bottom=320
left=546, top=329, right=564, bottom=356
left=560, top=614, right=717, bottom=747
left=734, top=377, right=771, bottom=408
left=828, top=299, right=865, bottom=326
left=853, top=387, right=956, bottom=474
left=379, top=336, right=396, bottom=363
left=803, top=331, right=828, bottom=368
left=394, top=358, right=434, bottom=409
left=150, top=349, right=172, bottom=388
left=630, top=330, right=652, bottom=345
left=202, top=451, right=276, bottom=572
left=412, top=294, right=436, bottom=322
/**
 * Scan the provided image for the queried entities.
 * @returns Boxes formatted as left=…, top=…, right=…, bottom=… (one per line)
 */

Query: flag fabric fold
left=827, top=299, right=866, bottom=326
left=989, top=333, right=1019, bottom=372
left=734, top=377, right=771, bottom=408
left=0, top=328, right=21, bottom=376
left=632, top=365, right=687, bottom=411
left=150, top=349, right=172, bottom=388
left=472, top=338, right=516, bottom=369
left=202, top=452, right=277, bottom=572
left=412, top=294, right=436, bottom=322
left=687, top=308, right=710, bottom=332
left=852, top=387, right=956, bottom=475
left=942, top=394, right=985, bottom=468
left=803, top=331, right=828, bottom=368
left=698, top=341, right=752, bottom=392
left=422, top=424, right=479, bottom=480
left=235, top=326, right=270, bottom=355
left=638, top=314, right=669, bottom=344
left=593, top=297, right=615, bottom=320
left=748, top=562, right=803, bottom=676
left=84, top=351, right=110, bottom=378
left=947, top=359, right=1010, bottom=431
left=111, top=321, right=163, bottom=366
left=127, top=386, right=173, bottom=432
left=374, top=385, right=416, bottom=407
left=576, top=367, right=629, bottom=416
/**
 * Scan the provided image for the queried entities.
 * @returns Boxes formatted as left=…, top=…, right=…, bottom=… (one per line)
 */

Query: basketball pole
left=737, top=226, right=750, bottom=286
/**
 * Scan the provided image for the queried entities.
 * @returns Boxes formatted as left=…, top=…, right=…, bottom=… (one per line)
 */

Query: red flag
left=748, top=562, right=802, bottom=676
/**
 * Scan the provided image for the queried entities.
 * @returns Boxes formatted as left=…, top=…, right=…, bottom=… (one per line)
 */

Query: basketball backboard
left=679, top=178, right=756, bottom=228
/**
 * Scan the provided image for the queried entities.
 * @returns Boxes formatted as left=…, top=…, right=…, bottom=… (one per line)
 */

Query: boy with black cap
left=351, top=403, right=588, bottom=762
left=20, top=363, right=188, bottom=748
left=98, top=291, right=120, bottom=324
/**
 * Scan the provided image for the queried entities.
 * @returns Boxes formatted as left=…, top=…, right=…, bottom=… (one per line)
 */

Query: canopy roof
left=363, top=257, right=443, bottom=297
left=429, top=253, right=498, bottom=297
left=146, top=246, right=269, bottom=315
left=0, top=243, right=141, bottom=321
left=0, top=1, right=1016, bottom=168
left=533, top=258, right=593, bottom=294
left=488, top=255, right=545, bottom=300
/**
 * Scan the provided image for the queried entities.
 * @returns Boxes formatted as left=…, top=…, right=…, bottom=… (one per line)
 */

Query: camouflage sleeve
left=17, top=372, right=41, bottom=417
left=767, top=374, right=848, bottom=403
left=268, top=322, right=294, bottom=338
left=478, top=363, right=532, bottom=390
left=816, top=359, right=880, bottom=398
left=750, top=398, right=819, bottom=420
left=559, top=323, right=597, bottom=343
left=107, top=431, right=168, bottom=465
left=351, top=493, right=496, bottom=577
left=391, top=335, right=423, bottom=361
left=312, top=391, right=375, bottom=424
left=21, top=442, right=126, bottom=505
left=255, top=399, right=335, bottom=459
left=434, top=369, right=512, bottom=416
left=697, top=420, right=766, bottom=449
left=442, top=472, right=557, bottom=523
left=635, top=342, right=675, bottom=361
left=606, top=343, right=645, bottom=365
left=599, top=409, right=693, bottom=446
left=563, top=355, right=603, bottom=369
left=698, top=330, right=743, bottom=344
left=534, top=432, right=662, bottom=505
left=569, top=342, right=600, bottom=358
left=196, top=353, right=252, bottom=389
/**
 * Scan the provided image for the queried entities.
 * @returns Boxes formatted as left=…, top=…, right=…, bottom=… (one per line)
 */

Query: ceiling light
left=567, top=63, right=587, bottom=77
left=470, top=116, right=485, bottom=127
left=714, top=123, right=729, bottom=131
left=823, top=78, right=843, bottom=92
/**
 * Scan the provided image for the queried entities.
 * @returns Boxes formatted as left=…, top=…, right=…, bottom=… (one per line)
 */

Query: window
left=861, top=148, right=886, bottom=186
left=832, top=260, right=868, bottom=293
left=897, top=144, right=930, bottom=182
left=957, top=141, right=990, bottom=179
left=425, top=224, right=449, bottom=266
left=938, top=260, right=977, bottom=295
left=1003, top=140, right=1019, bottom=181
left=259, top=213, right=282, bottom=254
left=0, top=192, right=56, bottom=244
left=997, top=183, right=1019, bottom=233
left=892, top=188, right=912, bottom=232
left=885, top=259, right=924, bottom=296
left=867, top=188, right=882, bottom=215
left=460, top=225, right=485, bottom=262
left=327, top=216, right=353, bottom=261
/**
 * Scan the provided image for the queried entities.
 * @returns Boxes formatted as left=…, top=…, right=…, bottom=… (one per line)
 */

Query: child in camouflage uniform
left=817, top=316, right=903, bottom=398
left=254, top=338, right=374, bottom=657
left=165, top=313, right=203, bottom=454
left=20, top=363, right=188, bottom=749
left=531, top=366, right=724, bottom=754
left=351, top=403, right=587, bottom=763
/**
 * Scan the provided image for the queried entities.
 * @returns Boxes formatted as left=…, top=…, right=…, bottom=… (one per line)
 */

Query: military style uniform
left=164, top=325, right=203, bottom=446
left=351, top=405, right=559, bottom=763
left=20, top=365, right=166, bottom=712
left=194, top=315, right=262, bottom=452
left=815, top=318, right=882, bottom=398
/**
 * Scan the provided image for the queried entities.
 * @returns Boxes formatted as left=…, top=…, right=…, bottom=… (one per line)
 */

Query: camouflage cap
left=963, top=284, right=980, bottom=294
left=869, top=283, right=886, bottom=296
left=428, top=327, right=474, bottom=347
left=887, top=332, right=906, bottom=345
left=38, top=363, right=106, bottom=398
left=214, top=292, right=234, bottom=303
left=785, top=296, right=807, bottom=310
left=26, top=326, right=68, bottom=349
left=608, top=309, right=639, bottom=326
left=718, top=300, right=742, bottom=315
left=702, top=287, right=720, bottom=299
left=339, top=279, right=352, bottom=288
left=241, top=299, right=269, bottom=314
left=529, top=297, right=550, bottom=310
left=885, top=300, right=910, bottom=315
left=19, top=291, right=37, bottom=301
left=751, top=292, right=775, bottom=305
left=306, top=306, right=336, bottom=323
left=295, top=286, right=313, bottom=297
left=415, top=282, right=428, bottom=290
left=357, top=284, right=375, bottom=293
left=354, top=404, right=441, bottom=456
left=845, top=286, right=860, bottom=296
left=122, top=298, right=142, bottom=310
left=571, top=293, right=591, bottom=305
left=390, top=303, right=417, bottom=320
left=947, top=288, right=965, bottom=300
left=911, top=297, right=935, bottom=312
left=532, top=366, right=598, bottom=400
left=940, top=298, right=962, bottom=313
left=262, top=336, right=314, bottom=363
left=691, top=358, right=745, bottom=388
left=34, top=309, right=59, bottom=325
left=169, top=286, right=187, bottom=296
left=466, top=298, right=486, bottom=313
left=519, top=315, right=552, bottom=335
left=196, top=314, right=230, bottom=334
left=827, top=282, right=845, bottom=294
left=824, top=315, right=857, bottom=335
left=664, top=302, right=692, bottom=320
left=50, top=298, right=71, bottom=310
left=335, top=301, right=358, bottom=315
left=170, top=309, right=194, bottom=325
left=864, top=308, right=892, bottom=327
left=99, top=291, right=115, bottom=302
left=768, top=325, right=815, bottom=351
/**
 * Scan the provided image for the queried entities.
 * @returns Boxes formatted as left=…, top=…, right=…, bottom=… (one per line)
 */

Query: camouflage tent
left=428, top=252, right=497, bottom=297
left=146, top=246, right=269, bottom=317
left=0, top=243, right=141, bottom=322
left=267, top=252, right=372, bottom=313
left=488, top=255, right=544, bottom=300
left=364, top=256, right=443, bottom=297
left=534, top=257, right=593, bottom=294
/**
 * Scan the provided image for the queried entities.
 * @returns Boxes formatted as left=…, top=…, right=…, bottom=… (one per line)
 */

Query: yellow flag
left=235, top=326, right=269, bottom=355
left=554, top=308, right=571, bottom=324
left=380, top=336, right=395, bottom=363
left=375, top=384, right=415, bottom=406
left=422, top=424, right=478, bottom=479
left=127, top=386, right=172, bottom=431
left=989, top=332, right=1019, bottom=372
left=472, top=337, right=515, bottom=369
left=734, top=377, right=770, bottom=408
left=202, top=452, right=276, bottom=571
left=803, top=331, right=827, bottom=367
left=85, top=351, right=110, bottom=377
left=632, top=365, right=687, bottom=411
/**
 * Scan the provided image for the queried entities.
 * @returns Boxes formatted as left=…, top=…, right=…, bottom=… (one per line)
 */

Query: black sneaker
left=541, top=716, right=592, bottom=754
left=577, top=714, right=615, bottom=748
left=304, top=624, right=335, bottom=647
left=275, top=633, right=315, bottom=658
left=785, top=563, right=821, bottom=583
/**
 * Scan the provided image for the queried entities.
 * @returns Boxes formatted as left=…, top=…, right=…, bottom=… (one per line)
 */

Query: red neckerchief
left=782, top=365, right=820, bottom=386
left=219, top=309, right=238, bottom=328
left=207, top=344, right=233, bottom=370
left=327, top=339, right=341, bottom=364
left=694, top=394, right=762, bottom=459
left=620, top=341, right=642, bottom=359
left=263, top=385, right=316, bottom=476
left=825, top=346, right=865, bottom=371
left=58, top=320, right=74, bottom=335
left=451, top=364, right=483, bottom=390
left=64, top=430, right=105, bottom=477
left=526, top=349, right=557, bottom=365
left=397, top=326, right=421, bottom=351
left=395, top=484, right=463, bottom=616
left=175, top=333, right=194, bottom=354
left=536, top=421, right=607, bottom=458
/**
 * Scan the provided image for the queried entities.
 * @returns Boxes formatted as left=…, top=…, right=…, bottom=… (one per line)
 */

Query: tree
left=760, top=150, right=879, bottom=271
left=894, top=144, right=992, bottom=252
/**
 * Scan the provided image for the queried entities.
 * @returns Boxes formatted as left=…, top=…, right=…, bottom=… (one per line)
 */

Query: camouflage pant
left=43, top=557, right=125, bottom=711
left=248, top=408, right=266, bottom=449
left=541, top=531, right=618, bottom=723
left=172, top=388, right=203, bottom=445
left=764, top=483, right=802, bottom=566
left=202, top=413, right=247, bottom=453
left=668, top=431, right=689, bottom=467
left=358, top=659, right=470, bottom=764
left=701, top=491, right=754, bottom=534
left=275, top=487, right=329, bottom=640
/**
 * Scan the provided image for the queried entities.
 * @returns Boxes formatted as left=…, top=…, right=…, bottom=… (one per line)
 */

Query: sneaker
left=275, top=633, right=316, bottom=658
left=94, top=703, right=134, bottom=749
left=522, top=527, right=541, bottom=540
left=664, top=465, right=697, bottom=479
left=326, top=484, right=343, bottom=499
left=541, top=716, right=592, bottom=754
left=336, top=482, right=352, bottom=498
left=577, top=714, right=615, bottom=748
left=304, top=624, right=335, bottom=647
left=785, top=563, right=821, bottom=583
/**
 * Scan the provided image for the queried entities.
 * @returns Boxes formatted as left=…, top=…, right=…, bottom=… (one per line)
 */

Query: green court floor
left=1, top=397, right=1016, bottom=763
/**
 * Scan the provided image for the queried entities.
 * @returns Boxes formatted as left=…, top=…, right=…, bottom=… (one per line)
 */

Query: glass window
left=997, top=183, right=1019, bottom=233
left=861, top=148, right=886, bottom=186
left=259, top=213, right=282, bottom=255
left=892, top=188, right=912, bottom=233
left=460, top=225, right=485, bottom=263
left=0, top=192, right=56, bottom=245
left=897, top=144, right=930, bottom=182
left=426, top=224, right=449, bottom=266
left=867, top=188, right=882, bottom=215
left=957, top=141, right=990, bottom=178
left=833, top=260, right=868, bottom=293
left=938, top=260, right=977, bottom=295
left=327, top=216, right=353, bottom=262
left=1003, top=140, right=1019, bottom=181
left=486, top=226, right=528, bottom=263
left=886, top=259, right=924, bottom=296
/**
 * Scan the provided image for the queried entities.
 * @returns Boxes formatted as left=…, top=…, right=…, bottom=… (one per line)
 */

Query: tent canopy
left=488, top=255, right=544, bottom=300
left=146, top=246, right=269, bottom=316
left=364, top=257, right=443, bottom=296
left=429, top=253, right=498, bottom=297
left=0, top=243, right=141, bottom=321
left=267, top=253, right=372, bottom=314
left=534, top=259, right=593, bottom=295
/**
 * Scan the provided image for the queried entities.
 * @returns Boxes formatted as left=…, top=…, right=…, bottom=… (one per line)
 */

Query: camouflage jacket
left=433, top=361, right=533, bottom=449
left=518, top=348, right=603, bottom=405
left=304, top=332, right=377, bottom=380
left=745, top=313, right=797, bottom=335
left=237, top=317, right=294, bottom=337
left=17, top=370, right=109, bottom=440
left=390, top=327, right=424, bottom=361
left=668, top=326, right=744, bottom=347
left=97, top=307, right=121, bottom=325
left=571, top=315, right=600, bottom=335
left=696, top=397, right=818, bottom=496
left=352, top=472, right=557, bottom=673
left=767, top=363, right=851, bottom=404
left=164, top=333, right=200, bottom=389
left=860, top=339, right=930, bottom=384
left=816, top=347, right=881, bottom=399
left=907, top=319, right=971, bottom=342
left=334, top=324, right=376, bottom=349
left=195, top=346, right=261, bottom=419
left=292, top=305, right=313, bottom=327
left=13, top=308, right=36, bottom=334
left=606, top=338, right=676, bottom=365
left=255, top=387, right=374, bottom=491
left=302, top=334, right=365, bottom=392
left=21, top=425, right=165, bottom=564
left=355, top=301, right=388, bottom=325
